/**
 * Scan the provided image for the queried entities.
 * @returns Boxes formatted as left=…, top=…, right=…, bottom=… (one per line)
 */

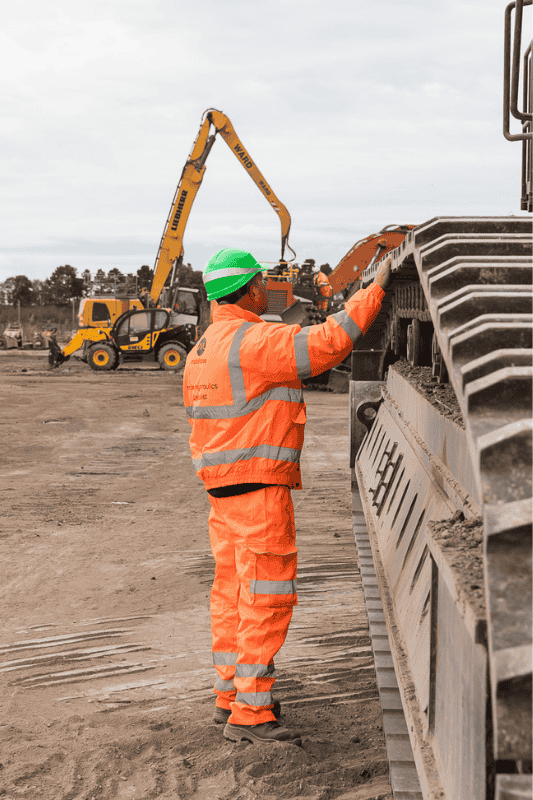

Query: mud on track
left=0, top=351, right=392, bottom=800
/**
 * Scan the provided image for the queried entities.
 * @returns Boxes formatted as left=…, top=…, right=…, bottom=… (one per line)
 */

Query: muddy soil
left=428, top=512, right=485, bottom=617
left=391, top=359, right=464, bottom=428
left=0, top=350, right=392, bottom=800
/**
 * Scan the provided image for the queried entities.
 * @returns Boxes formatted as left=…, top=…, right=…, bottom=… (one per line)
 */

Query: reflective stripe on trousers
left=208, top=485, right=296, bottom=726
left=212, top=660, right=277, bottom=709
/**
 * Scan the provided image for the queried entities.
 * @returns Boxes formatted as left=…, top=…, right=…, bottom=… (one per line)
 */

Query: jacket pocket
left=248, top=547, right=298, bottom=607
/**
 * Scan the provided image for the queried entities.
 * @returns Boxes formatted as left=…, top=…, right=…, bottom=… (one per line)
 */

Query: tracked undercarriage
left=350, top=216, right=532, bottom=800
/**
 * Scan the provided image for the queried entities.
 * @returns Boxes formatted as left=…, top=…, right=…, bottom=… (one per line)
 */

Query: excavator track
left=350, top=216, right=532, bottom=800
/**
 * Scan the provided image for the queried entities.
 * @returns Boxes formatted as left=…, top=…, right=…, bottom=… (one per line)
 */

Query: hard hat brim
left=205, top=270, right=262, bottom=300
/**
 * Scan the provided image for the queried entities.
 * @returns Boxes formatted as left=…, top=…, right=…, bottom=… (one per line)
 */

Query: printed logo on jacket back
left=197, top=337, right=207, bottom=356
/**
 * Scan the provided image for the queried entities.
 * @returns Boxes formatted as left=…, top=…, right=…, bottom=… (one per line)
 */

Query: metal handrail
left=503, top=0, right=532, bottom=141
left=504, top=0, right=532, bottom=210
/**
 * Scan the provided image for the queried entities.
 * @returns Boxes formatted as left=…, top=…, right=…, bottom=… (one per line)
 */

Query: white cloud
left=0, top=0, right=529, bottom=283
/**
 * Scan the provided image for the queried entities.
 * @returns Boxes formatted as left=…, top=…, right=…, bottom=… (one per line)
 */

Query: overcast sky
left=1, top=0, right=530, bottom=284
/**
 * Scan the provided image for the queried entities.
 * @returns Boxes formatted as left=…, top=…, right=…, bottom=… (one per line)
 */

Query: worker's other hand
left=374, top=259, right=392, bottom=290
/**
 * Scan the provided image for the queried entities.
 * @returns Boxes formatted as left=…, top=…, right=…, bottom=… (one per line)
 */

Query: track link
left=357, top=216, right=532, bottom=796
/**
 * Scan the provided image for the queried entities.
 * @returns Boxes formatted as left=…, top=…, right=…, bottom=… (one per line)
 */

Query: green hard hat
left=203, top=248, right=265, bottom=301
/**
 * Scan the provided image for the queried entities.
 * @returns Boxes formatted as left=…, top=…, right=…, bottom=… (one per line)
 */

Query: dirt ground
left=0, top=351, right=392, bottom=800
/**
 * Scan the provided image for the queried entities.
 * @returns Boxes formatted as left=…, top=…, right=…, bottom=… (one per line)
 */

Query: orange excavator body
left=329, top=225, right=416, bottom=295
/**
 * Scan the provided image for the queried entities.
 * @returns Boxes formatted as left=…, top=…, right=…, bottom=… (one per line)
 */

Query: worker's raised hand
left=374, top=258, right=392, bottom=290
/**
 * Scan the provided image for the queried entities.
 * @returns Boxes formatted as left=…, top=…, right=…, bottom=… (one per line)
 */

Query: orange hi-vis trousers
left=207, top=485, right=297, bottom=726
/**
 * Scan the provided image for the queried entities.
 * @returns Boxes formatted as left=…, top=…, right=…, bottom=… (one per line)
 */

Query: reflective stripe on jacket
left=183, top=283, right=384, bottom=490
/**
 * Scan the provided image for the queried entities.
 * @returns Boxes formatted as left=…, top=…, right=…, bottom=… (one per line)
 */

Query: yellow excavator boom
left=149, top=108, right=295, bottom=305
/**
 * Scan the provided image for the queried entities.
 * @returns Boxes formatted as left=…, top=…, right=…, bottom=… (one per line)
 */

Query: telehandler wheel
left=158, top=342, right=187, bottom=371
left=88, top=343, right=118, bottom=371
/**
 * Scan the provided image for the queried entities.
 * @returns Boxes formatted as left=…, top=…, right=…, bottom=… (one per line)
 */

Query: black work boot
left=224, top=720, right=301, bottom=746
left=213, top=700, right=281, bottom=725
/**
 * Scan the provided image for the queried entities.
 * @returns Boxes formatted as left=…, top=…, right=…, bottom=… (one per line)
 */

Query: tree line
left=1, top=263, right=204, bottom=307
left=1, top=258, right=325, bottom=308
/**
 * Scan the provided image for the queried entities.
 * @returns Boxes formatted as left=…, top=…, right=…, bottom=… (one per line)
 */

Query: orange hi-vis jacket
left=183, top=283, right=384, bottom=491
left=314, top=270, right=333, bottom=298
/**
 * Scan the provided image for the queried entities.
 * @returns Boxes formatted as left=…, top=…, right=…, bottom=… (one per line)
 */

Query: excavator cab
left=171, top=288, right=201, bottom=329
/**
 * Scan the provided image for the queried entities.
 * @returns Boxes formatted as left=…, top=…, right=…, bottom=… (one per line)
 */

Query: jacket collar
left=211, top=302, right=262, bottom=324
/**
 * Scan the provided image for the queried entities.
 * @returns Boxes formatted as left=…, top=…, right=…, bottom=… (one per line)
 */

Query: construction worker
left=313, top=264, right=333, bottom=312
left=47, top=328, right=63, bottom=368
left=183, top=248, right=391, bottom=746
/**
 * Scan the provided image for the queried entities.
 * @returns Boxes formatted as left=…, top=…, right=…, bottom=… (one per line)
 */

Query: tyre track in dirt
left=0, top=360, right=392, bottom=800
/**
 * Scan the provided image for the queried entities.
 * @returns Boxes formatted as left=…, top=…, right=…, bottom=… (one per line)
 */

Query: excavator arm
left=329, top=225, right=416, bottom=295
left=149, top=108, right=296, bottom=305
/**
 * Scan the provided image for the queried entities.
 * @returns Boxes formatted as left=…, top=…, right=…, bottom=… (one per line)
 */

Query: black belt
left=207, top=483, right=276, bottom=498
